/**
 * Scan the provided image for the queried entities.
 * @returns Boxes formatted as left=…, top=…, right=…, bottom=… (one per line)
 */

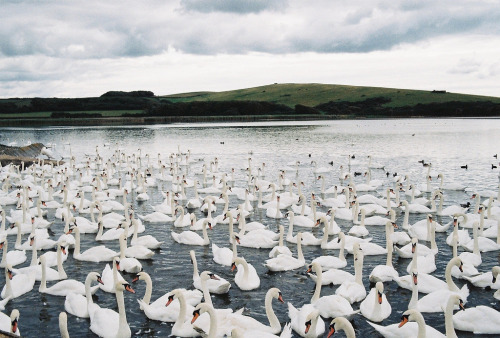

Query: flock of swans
left=0, top=141, right=500, bottom=338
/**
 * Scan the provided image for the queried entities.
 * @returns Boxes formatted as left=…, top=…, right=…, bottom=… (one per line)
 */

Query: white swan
left=326, top=317, right=355, bottom=338
left=265, top=232, right=305, bottom=271
left=369, top=223, right=399, bottom=282
left=90, top=281, right=134, bottom=338
left=232, top=256, right=260, bottom=291
left=416, top=257, right=469, bottom=313
left=287, top=304, right=325, bottom=338
left=67, top=225, right=117, bottom=262
left=360, top=281, right=391, bottom=322
left=453, top=303, right=500, bottom=334
left=0, top=236, right=26, bottom=267
left=190, top=250, right=231, bottom=294
left=172, top=219, right=211, bottom=246
left=120, top=231, right=154, bottom=261
left=212, top=239, right=237, bottom=266
left=268, top=225, right=293, bottom=258
left=1, top=264, right=35, bottom=299
left=39, top=255, right=98, bottom=297
left=64, top=271, right=103, bottom=318
left=0, top=309, right=20, bottom=336
left=312, top=232, right=347, bottom=270
left=130, top=217, right=162, bottom=249
left=335, top=243, right=367, bottom=303
left=136, top=272, right=202, bottom=322
left=307, top=262, right=358, bottom=319
left=99, top=257, right=126, bottom=293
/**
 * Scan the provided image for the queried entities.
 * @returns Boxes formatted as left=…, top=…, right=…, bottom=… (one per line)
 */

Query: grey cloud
left=180, top=0, right=289, bottom=14
left=0, top=0, right=499, bottom=60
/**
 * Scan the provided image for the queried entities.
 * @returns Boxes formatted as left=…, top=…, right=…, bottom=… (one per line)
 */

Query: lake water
left=1, top=118, right=500, bottom=337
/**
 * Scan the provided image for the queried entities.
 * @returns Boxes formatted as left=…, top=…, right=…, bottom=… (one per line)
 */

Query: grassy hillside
left=162, top=83, right=500, bottom=108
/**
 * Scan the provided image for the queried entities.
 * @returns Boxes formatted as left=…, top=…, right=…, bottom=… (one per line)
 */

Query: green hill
left=161, top=83, right=500, bottom=108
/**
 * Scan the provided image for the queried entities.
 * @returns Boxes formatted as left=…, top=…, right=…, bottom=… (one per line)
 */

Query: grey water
left=1, top=118, right=500, bottom=337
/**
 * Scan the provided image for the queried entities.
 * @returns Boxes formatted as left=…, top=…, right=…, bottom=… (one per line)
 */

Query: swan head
left=192, top=303, right=212, bottom=324
left=200, top=271, right=220, bottom=282
left=234, top=235, right=241, bottom=244
left=10, top=309, right=19, bottom=334
left=304, top=310, right=320, bottom=334
left=116, top=281, right=135, bottom=294
left=492, top=266, right=500, bottom=283
left=449, top=257, right=464, bottom=273
left=375, top=282, right=384, bottom=304
left=132, top=271, right=148, bottom=283
left=5, top=265, right=13, bottom=280
left=411, top=269, right=418, bottom=285
left=306, top=261, right=321, bottom=274
left=399, top=309, right=423, bottom=328
left=268, top=288, right=284, bottom=303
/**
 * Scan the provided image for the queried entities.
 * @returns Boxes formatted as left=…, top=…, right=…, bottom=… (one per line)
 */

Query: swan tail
left=136, top=214, right=145, bottom=220
left=279, top=323, right=293, bottom=338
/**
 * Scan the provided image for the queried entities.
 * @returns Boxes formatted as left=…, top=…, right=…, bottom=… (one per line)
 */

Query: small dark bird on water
left=308, top=154, right=312, bottom=158
left=494, top=154, right=498, bottom=159
left=418, top=160, right=425, bottom=164
left=351, top=155, right=355, bottom=159
left=354, top=172, right=362, bottom=177
left=393, top=172, right=398, bottom=177
left=461, top=164, right=468, bottom=169
left=493, top=164, right=498, bottom=169
left=460, top=201, right=471, bottom=208
left=328, top=161, right=334, bottom=166
left=386, top=172, right=390, bottom=177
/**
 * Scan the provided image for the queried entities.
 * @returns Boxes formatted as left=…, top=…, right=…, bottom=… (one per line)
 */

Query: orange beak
left=413, top=274, right=418, bottom=285
left=327, top=326, right=335, bottom=338
left=61, top=246, right=67, bottom=255
left=231, top=263, right=237, bottom=272
left=132, top=276, right=139, bottom=283
left=304, top=320, right=311, bottom=334
left=399, top=316, right=409, bottom=328
left=97, top=276, right=104, bottom=285
left=191, top=311, right=200, bottom=324
left=11, top=319, right=17, bottom=333
left=165, top=296, right=174, bottom=307
left=125, top=284, right=135, bottom=293
left=378, top=291, right=383, bottom=304
left=278, top=294, right=284, bottom=303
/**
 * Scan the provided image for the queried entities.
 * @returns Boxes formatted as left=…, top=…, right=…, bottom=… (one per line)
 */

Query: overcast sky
left=1, top=0, right=499, bottom=98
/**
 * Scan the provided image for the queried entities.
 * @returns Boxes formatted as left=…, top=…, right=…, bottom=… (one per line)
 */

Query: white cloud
left=0, top=1, right=499, bottom=97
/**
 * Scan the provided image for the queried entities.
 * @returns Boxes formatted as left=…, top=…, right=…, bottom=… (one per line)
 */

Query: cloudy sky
left=1, top=0, right=499, bottom=98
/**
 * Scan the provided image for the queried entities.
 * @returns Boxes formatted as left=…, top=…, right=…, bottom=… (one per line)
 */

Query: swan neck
left=143, top=274, right=153, bottom=305
left=297, top=235, right=304, bottom=261
left=119, top=235, right=126, bottom=260
left=202, top=221, right=210, bottom=244
left=338, top=236, right=346, bottom=261
left=354, top=253, right=364, bottom=285
left=278, top=227, right=284, bottom=247
left=116, top=288, right=128, bottom=337
left=30, top=237, right=38, bottom=266
left=311, top=268, right=322, bottom=303
left=74, top=229, right=80, bottom=256
left=445, top=299, right=458, bottom=338
left=265, top=291, right=280, bottom=333
left=445, top=261, right=459, bottom=291
left=473, top=222, right=479, bottom=255
left=408, top=279, right=419, bottom=309
left=39, top=259, right=47, bottom=291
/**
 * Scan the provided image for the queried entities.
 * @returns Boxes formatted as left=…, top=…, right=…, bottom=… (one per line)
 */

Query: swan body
left=360, top=282, right=392, bottom=322
left=172, top=219, right=211, bottom=246
left=453, top=305, right=500, bottom=334
left=1, top=264, right=35, bottom=299
left=232, top=257, right=260, bottom=291
left=90, top=281, right=134, bottom=338
left=288, top=303, right=325, bottom=338
left=191, top=250, right=231, bottom=294
left=265, top=232, right=305, bottom=271
left=64, top=272, right=104, bottom=318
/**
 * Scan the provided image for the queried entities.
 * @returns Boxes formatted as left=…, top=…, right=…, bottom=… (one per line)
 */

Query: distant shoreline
left=1, top=114, right=499, bottom=128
